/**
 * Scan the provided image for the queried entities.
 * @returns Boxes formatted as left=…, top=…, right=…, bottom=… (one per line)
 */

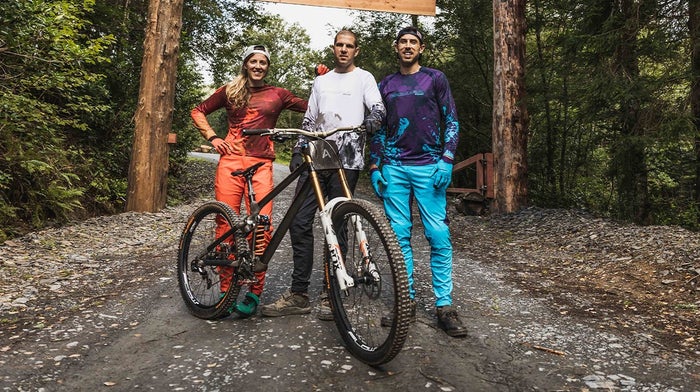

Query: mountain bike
left=177, top=126, right=411, bottom=365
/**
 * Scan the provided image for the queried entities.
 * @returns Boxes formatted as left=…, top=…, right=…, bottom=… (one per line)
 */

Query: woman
left=190, top=45, right=308, bottom=317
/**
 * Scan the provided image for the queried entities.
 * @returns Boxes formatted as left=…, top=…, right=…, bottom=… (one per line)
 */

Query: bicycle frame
left=221, top=135, right=360, bottom=291
left=178, top=125, right=411, bottom=365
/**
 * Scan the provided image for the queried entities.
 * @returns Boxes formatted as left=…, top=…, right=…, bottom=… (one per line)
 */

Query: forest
left=1, top=0, right=699, bottom=242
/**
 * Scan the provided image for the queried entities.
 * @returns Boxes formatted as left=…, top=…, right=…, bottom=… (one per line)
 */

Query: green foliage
left=525, top=0, right=698, bottom=229
left=0, top=0, right=114, bottom=239
left=0, top=0, right=265, bottom=240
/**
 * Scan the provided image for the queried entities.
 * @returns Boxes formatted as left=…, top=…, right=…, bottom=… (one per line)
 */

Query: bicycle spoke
left=177, top=202, right=245, bottom=319
left=326, top=199, right=410, bottom=365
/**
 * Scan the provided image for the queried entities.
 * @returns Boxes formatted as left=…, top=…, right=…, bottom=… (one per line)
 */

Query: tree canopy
left=1, top=0, right=699, bottom=241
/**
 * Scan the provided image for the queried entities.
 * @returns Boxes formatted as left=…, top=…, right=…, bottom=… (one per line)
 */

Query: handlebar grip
left=242, top=129, right=270, bottom=135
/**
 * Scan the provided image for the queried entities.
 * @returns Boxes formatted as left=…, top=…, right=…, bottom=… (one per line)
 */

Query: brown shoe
left=260, top=290, right=311, bottom=317
left=380, top=300, right=416, bottom=327
left=436, top=306, right=468, bottom=337
left=316, top=291, right=334, bottom=321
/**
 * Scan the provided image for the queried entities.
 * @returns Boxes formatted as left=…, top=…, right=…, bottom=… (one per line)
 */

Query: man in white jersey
left=261, top=30, right=385, bottom=319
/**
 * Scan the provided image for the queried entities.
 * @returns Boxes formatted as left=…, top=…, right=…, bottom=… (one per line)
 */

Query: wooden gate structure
left=447, top=153, right=494, bottom=214
left=129, top=0, right=527, bottom=214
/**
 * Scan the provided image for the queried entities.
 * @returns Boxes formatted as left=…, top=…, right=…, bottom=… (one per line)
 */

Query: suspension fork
left=334, top=167, right=378, bottom=281
left=349, top=212, right=380, bottom=282
left=320, top=197, right=355, bottom=290
left=310, top=166, right=359, bottom=291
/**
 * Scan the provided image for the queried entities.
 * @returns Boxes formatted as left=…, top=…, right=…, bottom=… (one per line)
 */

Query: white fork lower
left=320, top=197, right=355, bottom=291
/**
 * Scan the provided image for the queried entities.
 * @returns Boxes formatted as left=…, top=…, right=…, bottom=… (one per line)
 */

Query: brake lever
left=270, top=134, right=292, bottom=142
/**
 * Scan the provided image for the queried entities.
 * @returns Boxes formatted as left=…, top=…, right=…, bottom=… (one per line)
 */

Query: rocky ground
left=451, top=206, right=700, bottom=358
left=454, top=208, right=700, bottom=355
left=0, top=157, right=698, bottom=390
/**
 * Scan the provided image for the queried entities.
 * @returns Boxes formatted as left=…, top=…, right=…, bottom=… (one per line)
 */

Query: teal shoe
left=235, top=292, right=260, bottom=318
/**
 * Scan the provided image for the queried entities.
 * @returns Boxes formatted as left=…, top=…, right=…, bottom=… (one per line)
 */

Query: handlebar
left=242, top=126, right=362, bottom=139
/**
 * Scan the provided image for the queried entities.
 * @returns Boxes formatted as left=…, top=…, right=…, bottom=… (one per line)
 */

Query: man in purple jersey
left=369, top=26, right=467, bottom=337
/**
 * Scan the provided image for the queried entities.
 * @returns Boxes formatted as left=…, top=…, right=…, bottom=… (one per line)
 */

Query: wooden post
left=492, top=0, right=528, bottom=213
left=125, top=0, right=184, bottom=212
left=261, top=0, right=436, bottom=15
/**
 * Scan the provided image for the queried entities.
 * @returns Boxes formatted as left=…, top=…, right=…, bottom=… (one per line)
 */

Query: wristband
left=369, top=167, right=379, bottom=174
left=207, top=135, right=221, bottom=142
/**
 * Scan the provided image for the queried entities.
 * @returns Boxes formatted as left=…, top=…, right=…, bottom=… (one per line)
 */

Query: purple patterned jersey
left=370, top=67, right=459, bottom=166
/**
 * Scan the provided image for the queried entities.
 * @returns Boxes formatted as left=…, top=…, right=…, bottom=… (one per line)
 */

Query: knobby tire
left=177, top=201, right=248, bottom=319
left=325, top=199, right=410, bottom=366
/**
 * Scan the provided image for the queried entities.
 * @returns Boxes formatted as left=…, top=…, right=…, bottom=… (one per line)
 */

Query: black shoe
left=436, top=306, right=468, bottom=337
left=380, top=300, right=416, bottom=327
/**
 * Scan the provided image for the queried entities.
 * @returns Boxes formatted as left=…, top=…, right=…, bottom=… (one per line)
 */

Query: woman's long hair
left=224, top=68, right=249, bottom=109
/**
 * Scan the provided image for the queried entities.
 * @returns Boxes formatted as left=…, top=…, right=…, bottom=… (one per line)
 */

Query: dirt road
left=1, top=161, right=697, bottom=391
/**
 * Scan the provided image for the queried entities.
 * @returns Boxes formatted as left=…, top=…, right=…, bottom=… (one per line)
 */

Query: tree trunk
left=531, top=0, right=563, bottom=193
left=125, top=0, right=184, bottom=212
left=492, top=0, right=528, bottom=213
left=690, top=0, right=700, bottom=203
left=611, top=0, right=649, bottom=224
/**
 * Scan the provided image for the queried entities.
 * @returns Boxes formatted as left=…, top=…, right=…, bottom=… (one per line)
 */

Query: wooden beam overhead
left=260, top=0, right=436, bottom=16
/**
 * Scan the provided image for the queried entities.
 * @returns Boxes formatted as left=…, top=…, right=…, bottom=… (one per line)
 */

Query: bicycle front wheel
left=325, top=199, right=410, bottom=366
left=177, top=201, right=246, bottom=319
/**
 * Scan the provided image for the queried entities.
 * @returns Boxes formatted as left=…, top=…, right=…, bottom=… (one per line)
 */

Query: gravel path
left=0, top=157, right=698, bottom=391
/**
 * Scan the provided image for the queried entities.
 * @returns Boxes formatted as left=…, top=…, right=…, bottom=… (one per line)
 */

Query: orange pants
left=214, top=155, right=273, bottom=296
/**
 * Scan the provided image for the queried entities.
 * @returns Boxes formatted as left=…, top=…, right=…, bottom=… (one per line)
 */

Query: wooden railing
left=447, top=152, right=494, bottom=199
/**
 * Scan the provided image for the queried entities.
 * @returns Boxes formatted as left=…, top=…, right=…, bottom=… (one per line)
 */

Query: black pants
left=289, top=169, right=360, bottom=294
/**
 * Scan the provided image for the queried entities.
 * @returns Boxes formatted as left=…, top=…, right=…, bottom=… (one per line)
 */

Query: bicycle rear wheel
left=325, top=199, right=410, bottom=366
left=177, top=201, right=246, bottom=319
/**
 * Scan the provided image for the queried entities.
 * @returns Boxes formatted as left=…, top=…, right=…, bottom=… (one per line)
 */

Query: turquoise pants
left=381, top=164, right=453, bottom=307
